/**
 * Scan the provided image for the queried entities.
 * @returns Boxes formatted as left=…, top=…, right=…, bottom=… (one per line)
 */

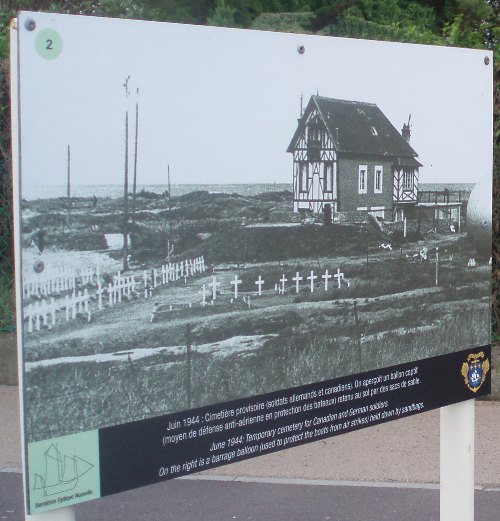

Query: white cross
left=230, top=275, right=242, bottom=299
left=322, top=269, right=332, bottom=291
left=255, top=275, right=265, bottom=296
left=199, top=284, right=209, bottom=306
left=280, top=274, right=288, bottom=294
left=292, top=272, right=303, bottom=293
left=334, top=268, right=344, bottom=289
left=209, top=276, right=220, bottom=300
left=96, top=282, right=105, bottom=310
left=307, top=271, right=317, bottom=292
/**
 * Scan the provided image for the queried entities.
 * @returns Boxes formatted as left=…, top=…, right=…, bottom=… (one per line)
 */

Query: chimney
left=402, top=114, right=411, bottom=143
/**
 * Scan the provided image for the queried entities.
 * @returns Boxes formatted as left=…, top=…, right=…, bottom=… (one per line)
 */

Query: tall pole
left=435, top=247, right=439, bottom=286
left=186, top=323, right=192, bottom=409
left=66, top=145, right=71, bottom=225
left=353, top=299, right=363, bottom=371
left=66, top=145, right=71, bottom=199
left=123, top=76, right=130, bottom=271
left=168, top=164, right=172, bottom=235
left=132, top=88, right=139, bottom=227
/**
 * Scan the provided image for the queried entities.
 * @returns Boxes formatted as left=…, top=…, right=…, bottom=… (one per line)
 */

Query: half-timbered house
left=287, top=96, right=422, bottom=221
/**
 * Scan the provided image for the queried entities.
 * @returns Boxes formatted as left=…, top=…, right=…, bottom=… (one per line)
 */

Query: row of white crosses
left=24, top=290, right=91, bottom=333
left=145, top=256, right=206, bottom=295
left=24, top=255, right=207, bottom=332
left=276, top=269, right=347, bottom=295
left=201, top=269, right=348, bottom=305
left=23, top=266, right=101, bottom=299
left=96, top=272, right=139, bottom=310
left=23, top=267, right=77, bottom=299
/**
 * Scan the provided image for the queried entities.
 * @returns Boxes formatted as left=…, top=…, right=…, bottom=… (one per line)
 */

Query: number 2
left=46, top=39, right=53, bottom=50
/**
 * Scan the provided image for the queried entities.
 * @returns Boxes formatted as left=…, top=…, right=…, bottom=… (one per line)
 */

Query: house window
left=299, top=163, right=308, bottom=193
left=307, top=115, right=321, bottom=144
left=403, top=169, right=413, bottom=190
left=358, top=165, right=367, bottom=194
left=374, top=166, right=383, bottom=193
left=323, top=163, right=333, bottom=192
left=307, top=117, right=322, bottom=161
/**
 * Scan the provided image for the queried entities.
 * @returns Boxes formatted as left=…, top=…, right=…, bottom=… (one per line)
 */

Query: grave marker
left=209, top=276, right=220, bottom=301
left=322, top=269, right=332, bottom=291
left=334, top=268, right=344, bottom=289
left=307, top=271, right=317, bottom=292
left=200, top=284, right=209, bottom=306
left=292, top=272, right=303, bottom=293
left=255, top=275, right=264, bottom=296
left=230, top=275, right=242, bottom=299
left=280, top=274, right=288, bottom=294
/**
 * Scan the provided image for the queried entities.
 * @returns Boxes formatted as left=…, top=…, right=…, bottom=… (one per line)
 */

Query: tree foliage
left=0, top=1, right=498, bottom=58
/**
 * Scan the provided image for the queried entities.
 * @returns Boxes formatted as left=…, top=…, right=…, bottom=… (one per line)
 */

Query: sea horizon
left=20, top=181, right=476, bottom=201
left=21, top=183, right=293, bottom=201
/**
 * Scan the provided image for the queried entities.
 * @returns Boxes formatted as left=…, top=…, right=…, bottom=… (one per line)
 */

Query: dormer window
left=307, top=114, right=322, bottom=161
left=371, top=126, right=378, bottom=136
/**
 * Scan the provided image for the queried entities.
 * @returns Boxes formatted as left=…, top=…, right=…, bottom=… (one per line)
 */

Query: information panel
left=12, top=11, right=492, bottom=514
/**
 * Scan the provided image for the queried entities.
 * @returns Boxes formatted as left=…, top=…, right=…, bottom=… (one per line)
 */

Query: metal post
left=366, top=243, right=369, bottom=279
left=27, top=506, right=76, bottom=521
left=435, top=247, right=439, bottom=286
left=123, top=109, right=129, bottom=271
left=131, top=89, right=139, bottom=226
left=123, top=76, right=130, bottom=271
left=353, top=299, right=362, bottom=371
left=440, top=399, right=475, bottom=521
left=66, top=145, right=71, bottom=226
left=186, top=323, right=192, bottom=409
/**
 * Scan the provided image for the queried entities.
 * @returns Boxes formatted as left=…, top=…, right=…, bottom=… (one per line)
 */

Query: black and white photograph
left=16, top=12, right=492, bottom=443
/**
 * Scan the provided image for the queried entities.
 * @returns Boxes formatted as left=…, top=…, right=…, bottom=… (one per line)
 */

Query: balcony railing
left=417, top=190, right=465, bottom=205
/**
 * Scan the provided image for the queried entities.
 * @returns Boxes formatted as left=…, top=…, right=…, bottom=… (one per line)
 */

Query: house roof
left=287, top=96, right=422, bottom=165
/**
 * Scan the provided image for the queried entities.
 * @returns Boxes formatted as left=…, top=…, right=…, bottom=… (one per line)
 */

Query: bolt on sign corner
left=11, top=11, right=492, bottom=514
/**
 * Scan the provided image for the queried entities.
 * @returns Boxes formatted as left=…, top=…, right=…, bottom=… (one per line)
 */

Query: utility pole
left=67, top=145, right=71, bottom=199
left=353, top=299, right=363, bottom=371
left=123, top=76, right=130, bottom=271
left=168, top=164, right=172, bottom=235
left=132, top=87, right=139, bottom=227
left=435, top=247, right=439, bottom=286
left=66, top=145, right=71, bottom=225
left=186, top=323, right=192, bottom=409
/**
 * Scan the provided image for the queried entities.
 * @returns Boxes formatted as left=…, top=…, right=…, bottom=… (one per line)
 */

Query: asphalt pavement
left=2, top=472, right=500, bottom=521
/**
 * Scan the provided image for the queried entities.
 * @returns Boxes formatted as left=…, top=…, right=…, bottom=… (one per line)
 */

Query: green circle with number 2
left=35, top=29, right=63, bottom=60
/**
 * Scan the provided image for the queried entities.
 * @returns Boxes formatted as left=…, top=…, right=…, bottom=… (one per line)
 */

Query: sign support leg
left=440, top=399, right=475, bottom=521
left=26, top=506, right=76, bottom=521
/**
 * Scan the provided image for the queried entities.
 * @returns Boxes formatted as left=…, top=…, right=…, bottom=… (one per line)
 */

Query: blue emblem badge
left=461, top=352, right=490, bottom=393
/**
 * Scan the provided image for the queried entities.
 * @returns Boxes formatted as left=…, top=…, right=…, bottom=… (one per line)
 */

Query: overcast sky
left=16, top=11, right=493, bottom=190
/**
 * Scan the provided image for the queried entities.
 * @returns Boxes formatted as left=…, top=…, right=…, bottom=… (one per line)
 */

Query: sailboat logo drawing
left=33, top=443, right=94, bottom=496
